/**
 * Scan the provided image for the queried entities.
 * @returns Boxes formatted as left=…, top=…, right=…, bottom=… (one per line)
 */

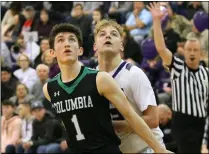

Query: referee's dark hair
left=49, top=23, right=83, bottom=49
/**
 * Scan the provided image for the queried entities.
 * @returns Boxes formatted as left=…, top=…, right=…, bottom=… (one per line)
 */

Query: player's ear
left=49, top=49, right=56, bottom=58
left=120, top=42, right=124, bottom=52
left=93, top=43, right=98, bottom=52
left=78, top=47, right=84, bottom=56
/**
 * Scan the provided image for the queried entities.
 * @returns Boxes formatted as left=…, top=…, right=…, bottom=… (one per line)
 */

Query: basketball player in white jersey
left=94, top=19, right=165, bottom=153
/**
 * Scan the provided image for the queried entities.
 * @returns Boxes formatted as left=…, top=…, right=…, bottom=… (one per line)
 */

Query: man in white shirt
left=16, top=102, right=34, bottom=153
left=94, top=19, right=164, bottom=153
left=13, top=53, right=38, bottom=93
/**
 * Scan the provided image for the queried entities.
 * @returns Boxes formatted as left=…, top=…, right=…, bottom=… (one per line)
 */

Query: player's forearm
left=125, top=110, right=165, bottom=152
left=112, top=120, right=133, bottom=132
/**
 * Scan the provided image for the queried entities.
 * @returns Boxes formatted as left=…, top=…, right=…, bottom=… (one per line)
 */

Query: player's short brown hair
left=49, top=23, right=83, bottom=49
left=94, top=19, right=124, bottom=38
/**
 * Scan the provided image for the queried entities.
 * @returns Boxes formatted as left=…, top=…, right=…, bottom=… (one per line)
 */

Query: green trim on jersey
left=57, top=67, right=98, bottom=95
left=48, top=74, right=59, bottom=82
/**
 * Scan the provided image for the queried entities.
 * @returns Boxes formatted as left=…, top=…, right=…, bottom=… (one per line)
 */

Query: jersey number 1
left=71, top=114, right=85, bottom=141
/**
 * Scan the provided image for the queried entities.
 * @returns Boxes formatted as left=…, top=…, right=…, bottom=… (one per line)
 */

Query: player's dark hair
left=49, top=23, right=83, bottom=49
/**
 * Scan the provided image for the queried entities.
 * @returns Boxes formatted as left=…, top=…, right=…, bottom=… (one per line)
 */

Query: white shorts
left=139, top=138, right=165, bottom=153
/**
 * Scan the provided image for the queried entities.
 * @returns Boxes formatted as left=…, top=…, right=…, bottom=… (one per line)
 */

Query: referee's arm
left=147, top=3, right=172, bottom=66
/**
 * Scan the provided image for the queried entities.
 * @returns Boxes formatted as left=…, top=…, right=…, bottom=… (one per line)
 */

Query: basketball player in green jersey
left=43, top=23, right=170, bottom=153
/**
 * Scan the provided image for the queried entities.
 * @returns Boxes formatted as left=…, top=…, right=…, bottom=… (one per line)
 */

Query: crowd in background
left=1, top=1, right=208, bottom=153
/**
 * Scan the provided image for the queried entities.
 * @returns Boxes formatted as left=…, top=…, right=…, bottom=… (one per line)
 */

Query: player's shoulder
left=85, top=67, right=99, bottom=74
left=125, top=63, right=147, bottom=79
left=48, top=73, right=60, bottom=83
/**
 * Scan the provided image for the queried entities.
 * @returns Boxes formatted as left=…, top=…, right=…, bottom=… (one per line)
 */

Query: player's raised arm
left=96, top=72, right=171, bottom=153
left=43, top=83, right=51, bottom=102
left=147, top=2, right=172, bottom=66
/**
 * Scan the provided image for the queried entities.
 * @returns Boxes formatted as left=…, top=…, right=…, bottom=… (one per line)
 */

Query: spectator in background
left=149, top=13, right=181, bottom=55
left=8, top=102, right=34, bottom=153
left=67, top=3, right=92, bottom=58
left=1, top=66, right=19, bottom=101
left=140, top=38, right=171, bottom=104
left=21, top=6, right=36, bottom=35
left=1, top=100, right=22, bottom=153
left=11, top=35, right=40, bottom=64
left=1, top=2, right=22, bottom=41
left=13, top=54, right=38, bottom=92
left=73, top=2, right=103, bottom=16
left=34, top=37, right=50, bottom=68
left=91, top=8, right=104, bottom=33
left=34, top=8, right=54, bottom=41
left=22, top=101, right=66, bottom=154
left=121, top=26, right=143, bottom=65
left=31, top=64, right=49, bottom=103
left=108, top=2, right=133, bottom=24
left=1, top=42, right=13, bottom=68
left=186, top=2, right=204, bottom=20
left=125, top=2, right=153, bottom=44
left=41, top=50, right=60, bottom=78
left=159, top=2, right=192, bottom=40
left=9, top=83, right=34, bottom=106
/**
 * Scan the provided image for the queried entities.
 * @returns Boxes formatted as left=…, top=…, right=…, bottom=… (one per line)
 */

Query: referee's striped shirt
left=169, top=56, right=209, bottom=118
left=202, top=116, right=208, bottom=145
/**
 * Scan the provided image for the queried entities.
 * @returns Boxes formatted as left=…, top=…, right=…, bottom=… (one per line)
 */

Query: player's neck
left=59, top=61, right=82, bottom=83
left=98, top=54, right=122, bottom=72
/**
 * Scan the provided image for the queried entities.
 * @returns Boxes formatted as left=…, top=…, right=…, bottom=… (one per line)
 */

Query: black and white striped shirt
left=202, top=116, right=208, bottom=145
left=169, top=56, right=209, bottom=118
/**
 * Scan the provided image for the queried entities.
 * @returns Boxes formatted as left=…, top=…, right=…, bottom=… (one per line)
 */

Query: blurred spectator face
left=147, top=59, right=158, bottom=68
left=25, top=9, right=34, bottom=20
left=73, top=5, right=83, bottom=17
left=93, top=10, right=102, bottom=22
left=18, top=55, right=30, bottom=69
left=36, top=65, right=49, bottom=81
left=40, top=10, right=49, bottom=23
left=43, top=51, right=54, bottom=65
left=184, top=40, right=201, bottom=66
left=32, top=108, right=45, bottom=121
left=16, top=84, right=28, bottom=98
left=160, top=2, right=173, bottom=17
left=1, top=71, right=11, bottom=82
left=134, top=2, right=144, bottom=12
left=191, top=2, right=201, bottom=8
left=40, top=39, right=50, bottom=52
left=2, top=105, right=15, bottom=118
left=17, top=104, right=30, bottom=118
left=17, top=36, right=25, bottom=48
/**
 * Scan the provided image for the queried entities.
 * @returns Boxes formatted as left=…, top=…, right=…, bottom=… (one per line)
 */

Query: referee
left=148, top=3, right=209, bottom=153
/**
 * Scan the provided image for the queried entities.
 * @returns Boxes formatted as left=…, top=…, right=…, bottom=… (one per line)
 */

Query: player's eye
left=112, top=32, right=118, bottom=36
left=69, top=38, right=76, bottom=42
left=58, top=39, right=64, bottom=43
left=99, top=32, right=105, bottom=36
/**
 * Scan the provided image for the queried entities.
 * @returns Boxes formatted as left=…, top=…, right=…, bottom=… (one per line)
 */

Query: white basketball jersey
left=97, top=60, right=164, bottom=153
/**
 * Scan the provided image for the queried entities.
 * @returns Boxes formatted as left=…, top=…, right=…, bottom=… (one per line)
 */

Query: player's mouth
left=64, top=49, right=72, bottom=53
left=104, top=41, right=112, bottom=46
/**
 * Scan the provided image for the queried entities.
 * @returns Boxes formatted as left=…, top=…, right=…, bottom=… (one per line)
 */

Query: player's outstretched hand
left=146, top=2, right=166, bottom=20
